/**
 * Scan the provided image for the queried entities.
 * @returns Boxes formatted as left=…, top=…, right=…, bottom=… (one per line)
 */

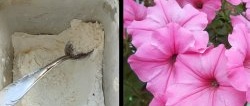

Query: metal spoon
left=0, top=42, right=93, bottom=106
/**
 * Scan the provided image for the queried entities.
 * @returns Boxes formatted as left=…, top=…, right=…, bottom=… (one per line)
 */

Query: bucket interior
left=0, top=0, right=119, bottom=105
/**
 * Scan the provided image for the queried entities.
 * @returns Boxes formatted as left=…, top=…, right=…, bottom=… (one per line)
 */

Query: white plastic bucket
left=0, top=0, right=119, bottom=105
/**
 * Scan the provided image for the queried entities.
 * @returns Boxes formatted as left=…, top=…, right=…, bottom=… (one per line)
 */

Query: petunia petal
left=166, top=83, right=213, bottom=106
left=246, top=3, right=250, bottom=20
left=225, top=48, right=245, bottom=69
left=146, top=66, right=174, bottom=98
left=153, top=0, right=182, bottom=23
left=227, top=24, right=248, bottom=55
left=227, top=66, right=250, bottom=91
left=201, top=0, right=221, bottom=22
left=176, top=0, right=220, bottom=23
left=128, top=43, right=170, bottom=82
left=154, top=23, right=196, bottom=54
left=227, top=0, right=242, bottom=5
left=174, top=54, right=206, bottom=84
left=129, top=29, right=154, bottom=48
left=123, top=0, right=147, bottom=28
left=175, top=45, right=226, bottom=82
left=246, top=88, right=250, bottom=102
left=149, top=97, right=166, bottom=106
left=231, top=15, right=250, bottom=30
left=179, top=4, right=208, bottom=30
left=214, top=87, right=246, bottom=106
left=190, top=31, right=209, bottom=53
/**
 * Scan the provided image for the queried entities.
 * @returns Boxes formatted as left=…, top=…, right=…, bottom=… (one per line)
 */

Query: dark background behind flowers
left=123, top=0, right=246, bottom=105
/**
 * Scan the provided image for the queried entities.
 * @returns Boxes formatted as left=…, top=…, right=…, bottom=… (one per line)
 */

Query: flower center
left=211, top=80, right=219, bottom=88
left=195, top=2, right=203, bottom=9
left=170, top=54, right=178, bottom=64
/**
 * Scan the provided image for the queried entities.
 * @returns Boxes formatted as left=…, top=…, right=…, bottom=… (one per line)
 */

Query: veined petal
left=154, top=23, right=196, bottom=54
left=175, top=45, right=226, bottom=82
left=176, top=0, right=220, bottom=23
left=128, top=43, right=170, bottom=82
left=167, top=45, right=246, bottom=105
left=146, top=66, right=174, bottom=98
left=153, top=0, right=182, bottom=24
left=214, top=87, right=246, bottom=106
left=180, top=4, right=208, bottom=30
left=166, top=83, right=213, bottom=106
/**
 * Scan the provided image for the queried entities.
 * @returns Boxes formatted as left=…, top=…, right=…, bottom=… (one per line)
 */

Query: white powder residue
left=59, top=19, right=103, bottom=55
left=12, top=19, right=105, bottom=106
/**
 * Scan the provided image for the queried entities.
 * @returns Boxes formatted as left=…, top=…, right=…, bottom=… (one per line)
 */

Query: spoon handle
left=0, top=55, right=70, bottom=106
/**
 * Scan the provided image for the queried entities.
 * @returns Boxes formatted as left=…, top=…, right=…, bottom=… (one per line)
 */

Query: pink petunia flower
left=123, top=0, right=147, bottom=28
left=166, top=45, right=246, bottom=106
left=127, top=0, right=208, bottom=49
left=128, top=23, right=200, bottom=105
left=176, top=0, right=221, bottom=23
left=226, top=23, right=250, bottom=101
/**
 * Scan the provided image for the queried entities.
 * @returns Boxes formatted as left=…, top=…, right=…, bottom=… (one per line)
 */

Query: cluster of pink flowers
left=124, top=0, right=250, bottom=105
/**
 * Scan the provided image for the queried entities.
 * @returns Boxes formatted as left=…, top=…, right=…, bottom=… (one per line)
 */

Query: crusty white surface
left=12, top=19, right=105, bottom=106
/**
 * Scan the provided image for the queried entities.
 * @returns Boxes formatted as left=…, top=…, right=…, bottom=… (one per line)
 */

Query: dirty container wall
left=0, top=13, right=13, bottom=90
